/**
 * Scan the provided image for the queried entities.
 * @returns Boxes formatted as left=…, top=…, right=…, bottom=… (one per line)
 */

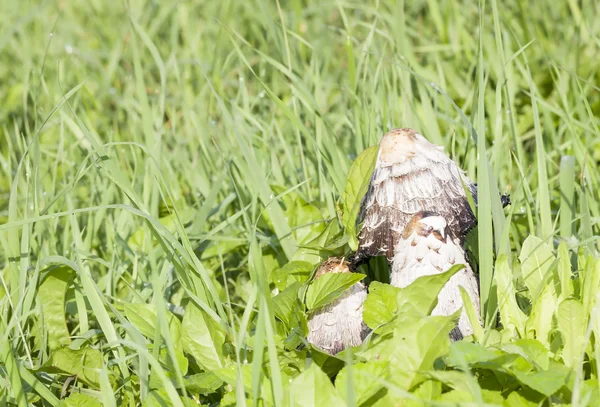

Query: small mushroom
left=307, top=257, right=370, bottom=354
left=390, top=211, right=482, bottom=341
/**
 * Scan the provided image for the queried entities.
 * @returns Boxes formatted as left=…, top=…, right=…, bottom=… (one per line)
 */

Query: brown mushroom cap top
left=378, top=128, right=441, bottom=165
left=314, top=257, right=351, bottom=279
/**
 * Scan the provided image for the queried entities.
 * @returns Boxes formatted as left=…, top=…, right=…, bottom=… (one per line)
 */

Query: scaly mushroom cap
left=307, top=257, right=370, bottom=354
left=313, top=257, right=351, bottom=279
left=355, top=128, right=478, bottom=263
left=390, top=211, right=482, bottom=341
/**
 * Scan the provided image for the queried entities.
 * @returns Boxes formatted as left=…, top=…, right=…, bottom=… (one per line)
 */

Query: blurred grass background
left=1, top=0, right=600, bottom=405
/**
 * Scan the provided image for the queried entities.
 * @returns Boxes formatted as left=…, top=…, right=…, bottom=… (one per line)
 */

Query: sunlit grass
left=1, top=0, right=599, bottom=406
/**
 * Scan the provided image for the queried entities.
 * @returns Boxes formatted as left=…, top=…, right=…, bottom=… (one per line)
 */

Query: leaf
left=284, top=363, right=346, bottom=407
left=212, top=363, right=275, bottom=405
left=412, top=379, right=443, bottom=404
left=58, top=393, right=102, bottom=407
left=273, top=282, right=303, bottom=328
left=459, top=285, right=484, bottom=341
left=268, top=185, right=326, bottom=245
left=309, top=346, right=346, bottom=378
left=394, top=265, right=464, bottom=320
left=579, top=379, right=600, bottom=406
left=273, top=281, right=308, bottom=346
left=363, top=266, right=462, bottom=331
left=511, top=361, right=569, bottom=397
left=341, top=145, right=378, bottom=250
left=362, top=281, right=400, bottom=329
left=292, top=219, right=342, bottom=264
left=519, top=235, right=556, bottom=301
left=556, top=299, right=586, bottom=368
left=445, top=341, right=508, bottom=368
left=335, top=361, right=389, bottom=406
left=502, top=339, right=550, bottom=370
left=557, top=242, right=574, bottom=301
left=272, top=261, right=314, bottom=291
left=505, top=392, right=538, bottom=407
left=149, top=347, right=189, bottom=389
left=123, top=303, right=182, bottom=349
left=128, top=208, right=196, bottom=252
left=185, top=372, right=224, bottom=394
left=38, top=265, right=75, bottom=349
left=366, top=315, right=455, bottom=390
left=438, top=389, right=504, bottom=404
left=182, top=303, right=226, bottom=371
left=495, top=255, right=527, bottom=338
left=290, top=199, right=326, bottom=245
left=305, top=272, right=365, bottom=310
left=582, top=258, right=600, bottom=322
left=44, top=347, right=104, bottom=388
left=423, top=370, right=472, bottom=393
left=143, top=388, right=183, bottom=407
left=525, top=282, right=557, bottom=348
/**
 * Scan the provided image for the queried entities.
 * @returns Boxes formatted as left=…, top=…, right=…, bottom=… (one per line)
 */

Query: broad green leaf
left=290, top=200, right=325, bottom=245
left=366, top=315, right=455, bottom=389
left=579, top=379, right=600, bottom=406
left=272, top=261, right=313, bottom=291
left=502, top=339, right=550, bottom=370
left=495, top=255, right=527, bottom=338
left=363, top=266, right=463, bottom=331
left=149, top=347, right=189, bottom=389
left=273, top=282, right=303, bottom=328
left=273, top=281, right=308, bottom=347
left=335, top=361, right=389, bottom=406
left=44, top=347, right=104, bottom=388
left=519, top=235, right=556, bottom=301
left=267, top=185, right=326, bottom=245
left=412, top=379, right=443, bottom=405
left=511, top=361, right=569, bottom=397
left=505, top=392, right=538, bottom=407
left=305, top=272, right=365, bottom=310
left=444, top=342, right=567, bottom=398
left=38, top=266, right=75, bottom=350
left=556, top=299, right=586, bottom=368
left=292, top=219, right=343, bottom=264
left=525, top=282, right=557, bottom=348
left=143, top=389, right=183, bottom=407
left=362, top=282, right=400, bottom=329
left=284, top=363, right=346, bottom=407
left=58, top=393, right=102, bottom=407
left=185, top=372, right=224, bottom=394
left=423, top=370, right=472, bottom=393
left=438, top=389, right=504, bottom=404
left=124, top=303, right=182, bottom=349
left=582, top=258, right=600, bottom=322
left=593, top=297, right=600, bottom=360
left=395, top=265, right=464, bottom=320
left=445, top=341, right=508, bottom=368
left=341, top=145, right=378, bottom=250
left=369, top=392, right=408, bottom=407
left=182, top=303, right=227, bottom=371
left=309, top=346, right=346, bottom=378
left=557, top=242, right=574, bottom=301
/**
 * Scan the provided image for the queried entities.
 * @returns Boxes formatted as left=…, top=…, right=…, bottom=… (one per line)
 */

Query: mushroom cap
left=313, top=256, right=351, bottom=279
left=307, top=257, right=370, bottom=354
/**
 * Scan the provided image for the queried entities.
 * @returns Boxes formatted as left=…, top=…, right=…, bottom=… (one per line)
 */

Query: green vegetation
left=1, top=0, right=600, bottom=405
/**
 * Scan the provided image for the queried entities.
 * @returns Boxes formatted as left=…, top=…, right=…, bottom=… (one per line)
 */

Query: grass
left=1, top=0, right=600, bottom=406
